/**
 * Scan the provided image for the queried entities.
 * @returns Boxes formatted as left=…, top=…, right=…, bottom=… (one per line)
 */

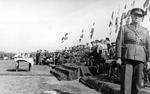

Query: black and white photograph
left=0, top=0, right=150, bottom=94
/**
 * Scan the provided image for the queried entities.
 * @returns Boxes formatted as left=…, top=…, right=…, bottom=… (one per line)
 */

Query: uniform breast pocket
left=125, top=31, right=135, bottom=40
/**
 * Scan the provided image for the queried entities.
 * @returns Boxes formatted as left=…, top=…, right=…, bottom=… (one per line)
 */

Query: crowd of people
left=35, top=37, right=117, bottom=76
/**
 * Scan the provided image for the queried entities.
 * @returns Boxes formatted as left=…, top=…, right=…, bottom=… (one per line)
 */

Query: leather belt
left=125, top=41, right=145, bottom=46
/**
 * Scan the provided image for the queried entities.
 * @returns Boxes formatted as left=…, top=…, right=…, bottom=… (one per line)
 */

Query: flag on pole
left=79, top=34, right=84, bottom=43
left=64, top=36, right=68, bottom=40
left=109, top=20, right=113, bottom=27
left=61, top=37, right=64, bottom=43
left=109, top=28, right=112, bottom=35
left=143, top=0, right=149, bottom=8
left=120, top=12, right=126, bottom=27
left=131, top=0, right=135, bottom=7
left=145, top=7, right=148, bottom=15
left=108, top=20, right=113, bottom=35
left=115, top=17, right=118, bottom=26
left=65, top=33, right=68, bottom=36
left=124, top=4, right=127, bottom=9
left=90, top=22, right=95, bottom=39
left=115, top=17, right=119, bottom=33
left=80, top=34, right=83, bottom=39
left=111, top=11, right=114, bottom=20
left=79, top=29, right=84, bottom=43
left=79, top=38, right=82, bottom=43
left=64, top=33, right=68, bottom=40
left=61, top=33, right=68, bottom=43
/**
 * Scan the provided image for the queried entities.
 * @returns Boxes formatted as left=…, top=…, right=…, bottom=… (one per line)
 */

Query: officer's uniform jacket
left=116, top=23, right=150, bottom=62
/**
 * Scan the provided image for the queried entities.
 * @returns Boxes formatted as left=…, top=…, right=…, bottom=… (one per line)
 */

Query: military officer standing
left=116, top=8, right=150, bottom=94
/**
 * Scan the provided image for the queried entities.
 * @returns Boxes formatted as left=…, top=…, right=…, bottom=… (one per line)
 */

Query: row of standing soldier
left=35, top=38, right=116, bottom=76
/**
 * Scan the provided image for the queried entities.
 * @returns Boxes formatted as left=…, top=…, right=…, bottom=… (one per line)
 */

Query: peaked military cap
left=130, top=8, right=145, bottom=17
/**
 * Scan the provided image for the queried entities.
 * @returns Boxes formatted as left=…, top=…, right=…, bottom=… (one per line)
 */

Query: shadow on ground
left=6, top=69, right=29, bottom=72
left=53, top=89, right=75, bottom=94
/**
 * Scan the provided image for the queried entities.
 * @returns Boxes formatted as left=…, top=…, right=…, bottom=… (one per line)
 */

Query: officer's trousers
left=120, top=59, right=144, bottom=94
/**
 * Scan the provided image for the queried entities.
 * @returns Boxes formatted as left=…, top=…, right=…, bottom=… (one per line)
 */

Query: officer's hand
left=116, top=58, right=122, bottom=65
left=146, top=62, right=150, bottom=64
left=146, top=62, right=150, bottom=69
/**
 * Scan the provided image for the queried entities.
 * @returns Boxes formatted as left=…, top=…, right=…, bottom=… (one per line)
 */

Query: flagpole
left=90, top=22, right=95, bottom=42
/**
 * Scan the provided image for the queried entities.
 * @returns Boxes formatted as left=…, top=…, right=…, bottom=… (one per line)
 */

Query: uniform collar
left=130, top=22, right=140, bottom=30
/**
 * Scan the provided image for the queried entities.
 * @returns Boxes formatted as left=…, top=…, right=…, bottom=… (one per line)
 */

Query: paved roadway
left=0, top=60, right=100, bottom=94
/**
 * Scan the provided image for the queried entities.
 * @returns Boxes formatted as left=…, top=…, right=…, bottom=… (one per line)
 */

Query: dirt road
left=0, top=60, right=100, bottom=94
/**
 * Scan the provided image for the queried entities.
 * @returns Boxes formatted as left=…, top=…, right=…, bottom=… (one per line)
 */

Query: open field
left=0, top=60, right=100, bottom=94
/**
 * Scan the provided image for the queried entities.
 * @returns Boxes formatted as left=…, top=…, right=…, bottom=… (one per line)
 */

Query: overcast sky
left=0, top=0, right=149, bottom=53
